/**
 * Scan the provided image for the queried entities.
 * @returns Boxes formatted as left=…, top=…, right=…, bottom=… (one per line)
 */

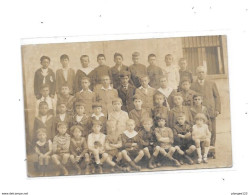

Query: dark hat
left=114, top=52, right=123, bottom=59
left=132, top=52, right=140, bottom=57
left=155, top=113, right=167, bottom=122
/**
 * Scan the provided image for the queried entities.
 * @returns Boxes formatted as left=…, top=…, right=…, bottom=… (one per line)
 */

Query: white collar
left=40, top=96, right=51, bottom=101
left=198, top=79, right=205, bottom=85
left=62, top=67, right=69, bottom=71
left=139, top=85, right=152, bottom=90
left=41, top=68, right=48, bottom=72
left=123, top=130, right=138, bottom=138
left=101, top=85, right=112, bottom=90
left=80, top=67, right=93, bottom=75
left=158, top=87, right=173, bottom=97
left=80, top=88, right=92, bottom=93
left=92, top=113, right=105, bottom=118
left=59, top=113, right=66, bottom=121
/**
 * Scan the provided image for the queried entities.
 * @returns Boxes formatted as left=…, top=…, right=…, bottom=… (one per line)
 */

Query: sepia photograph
left=21, top=35, right=232, bottom=177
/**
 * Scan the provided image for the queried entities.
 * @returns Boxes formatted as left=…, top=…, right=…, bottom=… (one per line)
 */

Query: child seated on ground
left=52, top=122, right=71, bottom=176
left=192, top=113, right=211, bottom=164
left=69, top=125, right=90, bottom=175
left=88, top=121, right=120, bottom=174
left=34, top=128, right=52, bottom=176
left=139, top=118, right=160, bottom=169
left=129, top=95, right=150, bottom=131
left=172, top=113, right=196, bottom=165
left=108, top=98, right=129, bottom=136
left=105, top=120, right=123, bottom=172
left=121, top=119, right=144, bottom=171
left=57, top=84, right=75, bottom=116
left=154, top=115, right=180, bottom=167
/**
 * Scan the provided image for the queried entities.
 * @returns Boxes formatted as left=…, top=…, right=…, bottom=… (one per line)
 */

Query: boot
left=96, top=164, right=103, bottom=174
left=73, top=163, right=81, bottom=175
left=148, top=156, right=154, bottom=169
left=114, top=164, right=123, bottom=172
left=166, top=154, right=181, bottom=167
left=59, top=164, right=68, bottom=176
left=184, top=154, right=194, bottom=165
left=129, top=161, right=141, bottom=171
left=85, top=163, right=90, bottom=175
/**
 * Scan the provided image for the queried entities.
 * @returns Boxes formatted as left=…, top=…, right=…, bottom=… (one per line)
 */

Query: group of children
left=31, top=52, right=215, bottom=176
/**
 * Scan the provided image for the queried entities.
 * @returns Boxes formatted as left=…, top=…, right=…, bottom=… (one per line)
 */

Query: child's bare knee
left=190, top=145, right=196, bottom=151
left=121, top=150, right=127, bottom=155
left=170, top=147, right=176, bottom=153
left=102, top=153, right=108, bottom=159
left=195, top=140, right=201, bottom=148
left=139, top=150, right=144, bottom=156
left=155, top=146, right=160, bottom=151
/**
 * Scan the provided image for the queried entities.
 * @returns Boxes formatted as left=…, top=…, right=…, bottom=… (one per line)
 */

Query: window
left=182, top=36, right=225, bottom=76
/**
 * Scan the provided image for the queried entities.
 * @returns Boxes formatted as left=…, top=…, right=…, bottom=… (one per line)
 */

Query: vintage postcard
left=21, top=35, right=232, bottom=177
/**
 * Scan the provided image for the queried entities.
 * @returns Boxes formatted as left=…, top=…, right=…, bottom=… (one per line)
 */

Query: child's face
left=165, top=55, right=173, bottom=65
left=93, top=107, right=102, bottom=115
left=177, top=116, right=186, bottom=125
left=81, top=79, right=90, bottom=89
left=155, top=95, right=164, bottom=106
left=174, top=96, right=183, bottom=106
left=160, top=78, right=168, bottom=88
left=73, top=128, right=82, bottom=139
left=132, top=56, right=139, bottom=65
left=196, top=119, right=204, bottom=126
left=143, top=121, right=153, bottom=132
left=181, top=81, right=190, bottom=91
left=80, top=57, right=89, bottom=68
left=93, top=124, right=102, bottom=134
left=39, top=104, right=48, bottom=116
left=58, top=104, right=67, bottom=114
left=140, top=77, right=149, bottom=88
left=121, top=76, right=129, bottom=86
left=41, top=87, right=49, bottom=97
left=41, top=59, right=50, bottom=69
left=97, top=57, right=106, bottom=66
left=113, top=101, right=122, bottom=111
left=157, top=119, right=166, bottom=127
left=58, top=125, right=67, bottom=135
left=102, top=76, right=111, bottom=86
left=61, top=58, right=69, bottom=69
left=194, top=96, right=202, bottom=106
left=179, top=60, right=187, bottom=70
left=107, top=123, right=116, bottom=134
left=114, top=56, right=123, bottom=65
left=61, top=86, right=69, bottom=95
left=134, top=99, right=142, bottom=110
left=148, top=56, right=156, bottom=66
left=37, top=132, right=47, bottom=142
left=126, top=121, right=135, bottom=132
left=76, top=105, right=85, bottom=115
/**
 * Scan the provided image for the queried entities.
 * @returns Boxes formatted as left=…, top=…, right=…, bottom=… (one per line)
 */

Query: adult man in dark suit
left=117, top=71, right=136, bottom=112
left=56, top=54, right=75, bottom=95
left=190, top=66, right=221, bottom=147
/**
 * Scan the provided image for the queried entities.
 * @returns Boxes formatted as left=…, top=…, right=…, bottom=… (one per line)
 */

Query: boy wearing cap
left=75, top=77, right=96, bottom=116
left=129, top=95, right=150, bottom=130
left=91, top=54, right=112, bottom=90
left=179, top=77, right=196, bottom=107
left=34, top=56, right=56, bottom=99
left=129, top=52, right=147, bottom=88
left=56, top=54, right=75, bottom=95
left=70, top=101, right=90, bottom=137
left=117, top=70, right=136, bottom=112
left=57, top=84, right=75, bottom=116
left=108, top=98, right=129, bottom=135
left=75, top=55, right=94, bottom=92
left=147, top=54, right=163, bottom=89
left=89, top=102, right=107, bottom=134
left=110, top=53, right=131, bottom=89
left=178, top=58, right=193, bottom=83
left=135, top=75, right=156, bottom=113
left=95, top=75, right=118, bottom=115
